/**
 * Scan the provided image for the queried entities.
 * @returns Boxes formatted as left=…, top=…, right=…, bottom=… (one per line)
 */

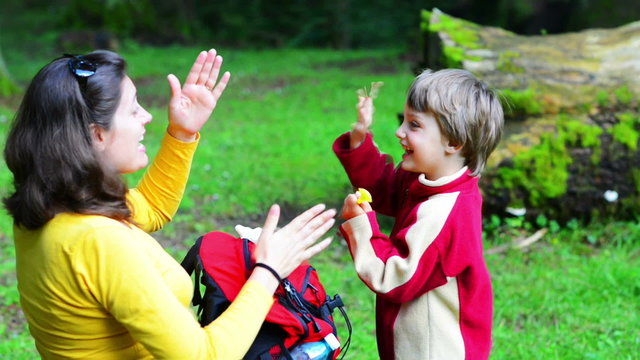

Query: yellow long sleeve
left=15, top=132, right=274, bottom=359
left=127, top=132, right=198, bottom=233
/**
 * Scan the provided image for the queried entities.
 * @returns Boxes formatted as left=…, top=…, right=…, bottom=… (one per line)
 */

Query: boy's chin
left=399, top=161, right=419, bottom=173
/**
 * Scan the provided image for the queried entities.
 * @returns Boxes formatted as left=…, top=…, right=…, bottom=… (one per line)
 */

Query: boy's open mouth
left=402, top=144, right=413, bottom=154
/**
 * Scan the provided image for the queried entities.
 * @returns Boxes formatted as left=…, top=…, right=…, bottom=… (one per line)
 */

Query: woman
left=3, top=49, right=335, bottom=359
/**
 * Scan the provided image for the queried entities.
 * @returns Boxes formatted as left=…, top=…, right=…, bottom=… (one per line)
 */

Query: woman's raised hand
left=166, top=49, right=231, bottom=142
left=253, top=204, right=335, bottom=279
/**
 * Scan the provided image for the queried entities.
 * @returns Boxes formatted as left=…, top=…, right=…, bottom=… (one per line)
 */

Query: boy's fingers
left=345, top=194, right=358, bottom=206
left=361, top=201, right=373, bottom=212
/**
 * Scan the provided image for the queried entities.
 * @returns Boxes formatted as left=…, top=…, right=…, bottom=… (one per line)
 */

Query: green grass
left=1, top=44, right=639, bottom=359
left=489, top=239, right=640, bottom=359
left=117, top=46, right=413, bottom=240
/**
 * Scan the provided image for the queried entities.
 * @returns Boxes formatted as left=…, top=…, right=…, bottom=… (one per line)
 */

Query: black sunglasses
left=64, top=54, right=97, bottom=90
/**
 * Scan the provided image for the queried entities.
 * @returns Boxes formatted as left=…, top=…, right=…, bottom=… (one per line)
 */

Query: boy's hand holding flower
left=341, top=191, right=373, bottom=221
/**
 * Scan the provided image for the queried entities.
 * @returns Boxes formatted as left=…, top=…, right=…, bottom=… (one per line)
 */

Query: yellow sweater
left=14, top=133, right=274, bottom=359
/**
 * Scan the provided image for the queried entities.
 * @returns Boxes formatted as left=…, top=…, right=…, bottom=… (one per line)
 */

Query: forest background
left=1, top=0, right=639, bottom=359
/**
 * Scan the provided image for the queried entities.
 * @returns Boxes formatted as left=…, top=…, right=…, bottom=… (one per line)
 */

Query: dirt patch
left=154, top=200, right=347, bottom=252
left=0, top=303, right=28, bottom=337
left=233, top=76, right=306, bottom=100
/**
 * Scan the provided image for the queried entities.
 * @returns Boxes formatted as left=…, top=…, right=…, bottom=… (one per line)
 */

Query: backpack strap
left=324, top=294, right=352, bottom=360
left=180, top=236, right=204, bottom=306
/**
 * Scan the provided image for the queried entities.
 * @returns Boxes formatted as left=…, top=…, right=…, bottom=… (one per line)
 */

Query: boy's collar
left=418, top=166, right=468, bottom=187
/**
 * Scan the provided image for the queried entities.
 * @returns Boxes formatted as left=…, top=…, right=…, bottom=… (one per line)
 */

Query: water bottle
left=288, top=334, right=340, bottom=360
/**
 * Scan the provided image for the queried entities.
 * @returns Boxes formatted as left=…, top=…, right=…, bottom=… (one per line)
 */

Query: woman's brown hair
left=4, top=50, right=133, bottom=229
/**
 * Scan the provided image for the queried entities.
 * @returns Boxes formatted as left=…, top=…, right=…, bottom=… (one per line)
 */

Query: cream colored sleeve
left=79, top=226, right=274, bottom=359
left=127, top=132, right=199, bottom=233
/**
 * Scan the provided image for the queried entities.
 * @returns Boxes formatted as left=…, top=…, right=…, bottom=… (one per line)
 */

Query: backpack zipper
left=283, top=280, right=321, bottom=333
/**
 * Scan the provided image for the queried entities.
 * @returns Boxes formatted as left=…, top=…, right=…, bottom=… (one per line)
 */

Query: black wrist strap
left=254, top=263, right=284, bottom=284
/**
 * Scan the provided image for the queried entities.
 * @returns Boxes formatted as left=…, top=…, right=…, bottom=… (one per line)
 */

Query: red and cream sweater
left=334, top=132, right=493, bottom=360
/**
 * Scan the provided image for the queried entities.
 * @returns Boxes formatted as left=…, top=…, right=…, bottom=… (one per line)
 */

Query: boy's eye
left=409, top=121, right=420, bottom=128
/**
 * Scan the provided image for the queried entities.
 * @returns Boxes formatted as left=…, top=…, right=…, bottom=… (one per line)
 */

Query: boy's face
left=395, top=105, right=460, bottom=180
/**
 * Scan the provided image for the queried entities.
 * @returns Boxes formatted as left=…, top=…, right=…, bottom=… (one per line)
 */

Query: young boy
left=334, top=69, right=504, bottom=360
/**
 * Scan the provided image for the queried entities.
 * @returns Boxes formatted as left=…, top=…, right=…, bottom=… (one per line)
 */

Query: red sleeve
left=339, top=209, right=449, bottom=304
left=333, top=132, right=414, bottom=216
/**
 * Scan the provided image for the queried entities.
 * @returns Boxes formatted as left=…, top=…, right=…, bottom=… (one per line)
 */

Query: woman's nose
left=142, top=109, right=152, bottom=125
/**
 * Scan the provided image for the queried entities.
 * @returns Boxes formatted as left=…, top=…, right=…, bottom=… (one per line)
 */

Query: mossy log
left=419, top=9, right=640, bottom=222
left=480, top=110, right=640, bottom=222
left=419, top=8, right=640, bottom=115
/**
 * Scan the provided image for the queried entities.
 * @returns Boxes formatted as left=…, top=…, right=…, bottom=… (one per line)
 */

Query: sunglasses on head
left=64, top=54, right=97, bottom=90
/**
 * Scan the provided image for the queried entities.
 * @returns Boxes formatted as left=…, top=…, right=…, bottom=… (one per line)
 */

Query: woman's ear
left=90, top=124, right=108, bottom=152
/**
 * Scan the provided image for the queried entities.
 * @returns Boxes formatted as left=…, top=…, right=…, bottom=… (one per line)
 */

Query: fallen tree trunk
left=418, top=8, right=640, bottom=115
left=418, top=9, right=640, bottom=222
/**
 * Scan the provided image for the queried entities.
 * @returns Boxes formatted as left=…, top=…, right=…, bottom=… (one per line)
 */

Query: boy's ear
left=445, top=141, right=463, bottom=155
left=90, top=124, right=108, bottom=152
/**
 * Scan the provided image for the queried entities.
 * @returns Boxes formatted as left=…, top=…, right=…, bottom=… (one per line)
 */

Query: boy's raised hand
left=341, top=192, right=373, bottom=221
left=166, top=49, right=231, bottom=142
left=350, top=96, right=373, bottom=149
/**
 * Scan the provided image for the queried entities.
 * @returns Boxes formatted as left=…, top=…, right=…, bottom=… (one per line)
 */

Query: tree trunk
left=419, top=8, right=640, bottom=222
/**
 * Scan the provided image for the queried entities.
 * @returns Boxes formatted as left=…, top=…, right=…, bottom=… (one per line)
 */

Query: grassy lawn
left=0, top=42, right=639, bottom=358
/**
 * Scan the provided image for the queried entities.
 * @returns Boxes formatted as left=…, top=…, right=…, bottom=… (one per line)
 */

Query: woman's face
left=94, top=76, right=152, bottom=174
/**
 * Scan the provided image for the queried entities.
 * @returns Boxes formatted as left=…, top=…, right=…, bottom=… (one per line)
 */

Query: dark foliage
left=3, top=0, right=640, bottom=49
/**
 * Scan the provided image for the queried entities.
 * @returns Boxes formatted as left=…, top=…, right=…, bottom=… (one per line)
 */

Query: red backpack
left=181, top=231, right=351, bottom=359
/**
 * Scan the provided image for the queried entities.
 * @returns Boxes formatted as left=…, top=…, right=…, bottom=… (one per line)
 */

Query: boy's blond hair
left=406, top=69, right=504, bottom=176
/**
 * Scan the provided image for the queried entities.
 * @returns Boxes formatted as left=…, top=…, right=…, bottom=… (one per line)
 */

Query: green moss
left=496, top=116, right=606, bottom=207
left=596, top=90, right=609, bottom=107
left=420, top=10, right=432, bottom=31
left=608, top=112, right=640, bottom=151
left=497, top=131, right=571, bottom=206
left=500, top=88, right=544, bottom=116
left=420, top=9, right=482, bottom=68
left=429, top=13, right=481, bottom=50
left=614, top=86, right=633, bottom=106
left=442, top=46, right=465, bottom=68
left=497, top=51, right=524, bottom=73
left=560, top=117, right=603, bottom=164
left=632, top=169, right=640, bottom=194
